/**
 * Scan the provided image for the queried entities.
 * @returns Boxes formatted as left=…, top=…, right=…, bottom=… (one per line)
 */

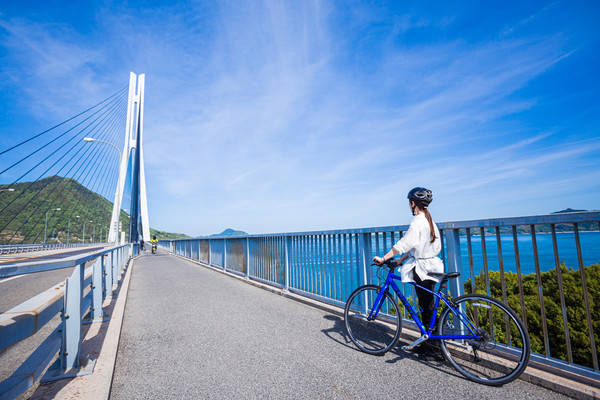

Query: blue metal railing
left=0, top=243, right=138, bottom=399
left=0, top=242, right=106, bottom=255
left=163, top=211, right=600, bottom=381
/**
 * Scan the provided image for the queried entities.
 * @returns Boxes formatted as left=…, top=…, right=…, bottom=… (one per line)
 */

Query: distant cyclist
left=373, top=187, right=444, bottom=359
left=150, top=235, right=158, bottom=254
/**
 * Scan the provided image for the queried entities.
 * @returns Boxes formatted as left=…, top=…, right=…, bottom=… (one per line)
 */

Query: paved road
left=0, top=245, right=105, bottom=265
left=111, top=254, right=571, bottom=400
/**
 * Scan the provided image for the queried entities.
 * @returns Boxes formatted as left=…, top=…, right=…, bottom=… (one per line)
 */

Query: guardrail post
left=444, top=229, right=463, bottom=299
left=112, top=248, right=119, bottom=287
left=246, top=237, right=250, bottom=278
left=105, top=251, right=113, bottom=298
left=208, top=239, right=211, bottom=265
left=42, top=261, right=96, bottom=381
left=359, top=233, right=371, bottom=287
left=284, top=236, right=290, bottom=291
left=91, top=258, right=103, bottom=321
left=223, top=239, right=227, bottom=271
left=358, top=233, right=371, bottom=313
left=63, top=263, right=83, bottom=370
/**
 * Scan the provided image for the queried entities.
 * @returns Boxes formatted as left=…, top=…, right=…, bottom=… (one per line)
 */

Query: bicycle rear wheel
left=344, top=285, right=402, bottom=355
left=438, top=294, right=530, bottom=386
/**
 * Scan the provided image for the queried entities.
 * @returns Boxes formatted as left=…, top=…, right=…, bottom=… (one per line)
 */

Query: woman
left=373, top=187, right=444, bottom=357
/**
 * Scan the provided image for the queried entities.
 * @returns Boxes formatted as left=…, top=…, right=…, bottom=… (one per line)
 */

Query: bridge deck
left=111, top=253, right=569, bottom=399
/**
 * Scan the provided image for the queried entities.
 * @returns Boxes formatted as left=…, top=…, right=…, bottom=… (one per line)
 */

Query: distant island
left=201, top=228, right=248, bottom=238
left=462, top=208, right=597, bottom=236
left=552, top=208, right=587, bottom=214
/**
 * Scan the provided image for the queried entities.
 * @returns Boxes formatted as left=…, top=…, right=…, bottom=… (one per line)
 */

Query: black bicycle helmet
left=407, top=187, right=433, bottom=207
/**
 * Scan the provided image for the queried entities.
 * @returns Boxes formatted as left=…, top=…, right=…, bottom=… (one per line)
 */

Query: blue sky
left=0, top=1, right=599, bottom=236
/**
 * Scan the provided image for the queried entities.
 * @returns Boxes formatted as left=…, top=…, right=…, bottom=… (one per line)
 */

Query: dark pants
left=413, top=270, right=436, bottom=330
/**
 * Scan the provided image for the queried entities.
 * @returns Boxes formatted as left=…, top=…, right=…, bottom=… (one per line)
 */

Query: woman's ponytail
left=423, top=207, right=437, bottom=243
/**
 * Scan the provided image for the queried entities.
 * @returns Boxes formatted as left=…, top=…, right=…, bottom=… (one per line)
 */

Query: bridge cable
left=2, top=98, right=126, bottom=242
left=0, top=85, right=127, bottom=157
left=36, top=110, right=127, bottom=244
left=0, top=90, right=127, bottom=177
left=0, top=93, right=127, bottom=218
left=10, top=106, right=125, bottom=244
left=13, top=101, right=126, bottom=243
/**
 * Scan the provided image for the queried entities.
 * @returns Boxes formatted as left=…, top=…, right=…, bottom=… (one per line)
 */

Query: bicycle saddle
left=429, top=271, right=460, bottom=280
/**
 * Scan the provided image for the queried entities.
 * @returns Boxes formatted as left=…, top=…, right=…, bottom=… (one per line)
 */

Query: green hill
left=0, top=176, right=189, bottom=243
left=206, top=228, right=248, bottom=238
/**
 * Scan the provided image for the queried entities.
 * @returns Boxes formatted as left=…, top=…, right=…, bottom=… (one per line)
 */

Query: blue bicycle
left=344, top=261, right=530, bottom=386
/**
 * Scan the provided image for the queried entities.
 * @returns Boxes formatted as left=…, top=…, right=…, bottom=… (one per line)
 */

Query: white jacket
left=392, top=213, right=444, bottom=283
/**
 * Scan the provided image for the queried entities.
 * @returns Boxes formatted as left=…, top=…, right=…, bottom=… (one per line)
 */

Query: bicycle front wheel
left=438, top=294, right=530, bottom=386
left=344, top=285, right=402, bottom=355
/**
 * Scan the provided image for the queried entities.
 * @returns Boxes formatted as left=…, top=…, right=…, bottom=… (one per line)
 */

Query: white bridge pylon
left=108, top=72, right=150, bottom=243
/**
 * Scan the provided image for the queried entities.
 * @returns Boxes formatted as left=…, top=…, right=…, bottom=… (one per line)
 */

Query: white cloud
left=1, top=1, right=596, bottom=235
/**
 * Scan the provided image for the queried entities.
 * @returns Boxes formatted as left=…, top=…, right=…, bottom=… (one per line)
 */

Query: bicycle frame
left=367, top=269, right=481, bottom=341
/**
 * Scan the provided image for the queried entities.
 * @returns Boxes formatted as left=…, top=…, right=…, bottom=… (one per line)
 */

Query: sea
left=451, top=231, right=600, bottom=277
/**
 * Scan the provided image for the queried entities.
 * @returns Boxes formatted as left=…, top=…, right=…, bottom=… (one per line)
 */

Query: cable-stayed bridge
left=0, top=74, right=599, bottom=399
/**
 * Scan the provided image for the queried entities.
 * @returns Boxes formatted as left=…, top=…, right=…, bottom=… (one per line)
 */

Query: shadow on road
left=321, top=313, right=464, bottom=381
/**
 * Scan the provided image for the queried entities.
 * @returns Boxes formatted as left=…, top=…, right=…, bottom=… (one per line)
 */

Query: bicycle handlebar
left=371, top=259, right=399, bottom=269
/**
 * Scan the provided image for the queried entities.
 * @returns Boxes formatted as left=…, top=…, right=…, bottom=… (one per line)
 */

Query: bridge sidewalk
left=108, top=253, right=571, bottom=399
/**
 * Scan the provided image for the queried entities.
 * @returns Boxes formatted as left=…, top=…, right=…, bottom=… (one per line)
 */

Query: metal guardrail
left=0, top=242, right=105, bottom=255
left=0, top=243, right=139, bottom=399
left=162, top=211, right=600, bottom=381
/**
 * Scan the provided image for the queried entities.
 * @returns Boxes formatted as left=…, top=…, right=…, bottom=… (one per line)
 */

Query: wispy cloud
left=0, top=1, right=597, bottom=234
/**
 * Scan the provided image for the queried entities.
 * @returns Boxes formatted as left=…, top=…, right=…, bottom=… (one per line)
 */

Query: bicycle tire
left=438, top=294, right=530, bottom=386
left=344, top=285, right=402, bottom=355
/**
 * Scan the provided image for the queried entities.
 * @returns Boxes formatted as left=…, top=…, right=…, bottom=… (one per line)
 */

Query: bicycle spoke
left=344, top=285, right=401, bottom=355
left=438, top=295, right=530, bottom=386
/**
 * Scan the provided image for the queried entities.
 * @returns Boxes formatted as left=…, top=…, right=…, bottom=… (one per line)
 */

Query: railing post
left=64, top=263, right=83, bottom=369
left=358, top=233, right=371, bottom=314
left=208, top=239, right=211, bottom=265
left=284, top=236, right=290, bottom=291
left=112, top=248, right=119, bottom=287
left=444, top=228, right=463, bottom=298
left=246, top=237, right=250, bottom=278
left=105, top=251, right=113, bottom=298
left=92, top=257, right=103, bottom=321
left=223, top=239, right=227, bottom=271
left=359, top=233, right=371, bottom=287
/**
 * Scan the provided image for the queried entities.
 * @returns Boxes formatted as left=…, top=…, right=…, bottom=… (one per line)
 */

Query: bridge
left=1, top=75, right=599, bottom=399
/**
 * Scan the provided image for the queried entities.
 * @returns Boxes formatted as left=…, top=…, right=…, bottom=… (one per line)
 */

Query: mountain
left=462, top=208, right=597, bottom=236
left=205, top=228, right=248, bottom=238
left=552, top=208, right=587, bottom=214
left=0, top=176, right=190, bottom=243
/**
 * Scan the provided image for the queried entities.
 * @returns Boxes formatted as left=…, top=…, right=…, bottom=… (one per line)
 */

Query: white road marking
left=0, top=274, right=26, bottom=284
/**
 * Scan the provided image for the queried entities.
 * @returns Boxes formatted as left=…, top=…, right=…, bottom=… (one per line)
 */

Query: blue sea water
left=455, top=231, right=600, bottom=277
left=285, top=231, right=600, bottom=301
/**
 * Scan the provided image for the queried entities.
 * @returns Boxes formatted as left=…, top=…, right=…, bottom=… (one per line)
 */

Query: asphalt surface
left=0, top=245, right=105, bottom=265
left=110, top=254, right=571, bottom=400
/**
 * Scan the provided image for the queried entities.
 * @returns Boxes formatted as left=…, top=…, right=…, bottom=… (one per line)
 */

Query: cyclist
left=373, top=187, right=444, bottom=359
left=150, top=235, right=158, bottom=253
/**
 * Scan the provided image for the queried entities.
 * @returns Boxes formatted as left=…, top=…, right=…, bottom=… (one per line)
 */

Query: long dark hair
left=422, top=206, right=437, bottom=244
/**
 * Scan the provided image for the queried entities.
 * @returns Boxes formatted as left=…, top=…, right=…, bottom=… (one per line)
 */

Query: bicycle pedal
left=402, top=335, right=428, bottom=351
